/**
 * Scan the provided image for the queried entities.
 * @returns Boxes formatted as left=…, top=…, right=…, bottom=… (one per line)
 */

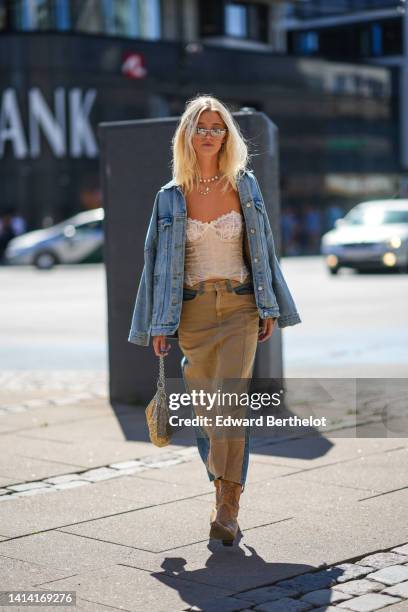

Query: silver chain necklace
left=198, top=174, right=220, bottom=196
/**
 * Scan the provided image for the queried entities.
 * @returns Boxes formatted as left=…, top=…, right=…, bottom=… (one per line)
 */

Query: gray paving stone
left=0, top=530, right=158, bottom=574
left=110, top=465, right=148, bottom=474
left=250, top=434, right=403, bottom=472
left=392, top=544, right=408, bottom=556
left=13, top=487, right=55, bottom=497
left=235, top=585, right=300, bottom=604
left=254, top=598, right=313, bottom=612
left=62, top=496, right=276, bottom=554
left=36, top=563, right=233, bottom=612
left=294, top=447, right=408, bottom=495
left=77, top=467, right=122, bottom=481
left=366, top=565, right=408, bottom=586
left=140, top=457, right=185, bottom=468
left=336, top=593, right=402, bottom=611
left=0, top=494, right=13, bottom=502
left=358, top=552, right=408, bottom=570
left=334, top=563, right=375, bottom=583
left=376, top=602, right=408, bottom=612
left=382, top=580, right=408, bottom=598
left=276, top=569, right=340, bottom=594
left=53, top=480, right=90, bottom=490
left=109, top=459, right=144, bottom=469
left=333, top=579, right=386, bottom=596
left=0, top=430, right=166, bottom=472
left=0, top=476, right=183, bottom=537
left=68, top=597, right=118, bottom=611
left=270, top=484, right=408, bottom=570
left=0, top=554, right=74, bottom=589
left=43, top=474, right=90, bottom=484
left=181, top=596, right=255, bottom=611
left=0, top=444, right=84, bottom=482
left=301, top=587, right=352, bottom=605
left=7, top=481, right=53, bottom=492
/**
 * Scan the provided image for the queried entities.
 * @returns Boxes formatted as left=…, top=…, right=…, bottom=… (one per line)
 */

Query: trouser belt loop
left=197, top=281, right=205, bottom=295
left=225, top=279, right=234, bottom=292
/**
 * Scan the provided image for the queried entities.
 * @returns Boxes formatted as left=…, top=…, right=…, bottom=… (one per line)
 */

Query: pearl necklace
left=198, top=174, right=220, bottom=196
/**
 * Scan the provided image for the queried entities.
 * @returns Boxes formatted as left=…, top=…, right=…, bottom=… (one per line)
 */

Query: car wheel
left=328, top=266, right=339, bottom=275
left=33, top=251, right=58, bottom=270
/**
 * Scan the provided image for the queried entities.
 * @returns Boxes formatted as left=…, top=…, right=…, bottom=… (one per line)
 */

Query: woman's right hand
left=152, top=335, right=171, bottom=357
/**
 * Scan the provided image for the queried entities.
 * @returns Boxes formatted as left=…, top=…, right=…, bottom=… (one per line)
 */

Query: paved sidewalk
left=0, top=372, right=408, bottom=612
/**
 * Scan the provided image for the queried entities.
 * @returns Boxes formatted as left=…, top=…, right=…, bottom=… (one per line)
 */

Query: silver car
left=321, top=200, right=408, bottom=275
left=4, top=209, right=104, bottom=269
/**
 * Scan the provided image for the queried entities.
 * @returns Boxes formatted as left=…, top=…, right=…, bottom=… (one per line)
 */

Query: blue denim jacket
left=128, top=170, right=301, bottom=346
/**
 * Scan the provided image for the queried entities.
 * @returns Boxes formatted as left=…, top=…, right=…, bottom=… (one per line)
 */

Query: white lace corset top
left=184, top=210, right=250, bottom=286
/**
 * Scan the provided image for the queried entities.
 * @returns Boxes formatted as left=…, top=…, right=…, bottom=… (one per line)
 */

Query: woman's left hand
left=258, top=317, right=276, bottom=342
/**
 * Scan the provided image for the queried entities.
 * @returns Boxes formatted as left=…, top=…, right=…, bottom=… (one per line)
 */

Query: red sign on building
left=122, top=53, right=147, bottom=79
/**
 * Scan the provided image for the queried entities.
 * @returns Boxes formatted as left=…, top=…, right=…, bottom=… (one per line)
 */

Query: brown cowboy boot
left=210, top=478, right=222, bottom=524
left=209, top=479, right=242, bottom=545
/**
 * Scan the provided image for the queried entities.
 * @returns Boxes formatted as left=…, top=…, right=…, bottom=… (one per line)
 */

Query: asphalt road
left=0, top=258, right=407, bottom=377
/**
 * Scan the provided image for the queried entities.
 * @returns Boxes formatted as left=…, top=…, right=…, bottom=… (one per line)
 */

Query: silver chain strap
left=156, top=354, right=166, bottom=395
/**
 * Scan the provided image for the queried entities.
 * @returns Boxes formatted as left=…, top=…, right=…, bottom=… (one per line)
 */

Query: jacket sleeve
left=128, top=190, right=160, bottom=346
left=251, top=173, right=302, bottom=328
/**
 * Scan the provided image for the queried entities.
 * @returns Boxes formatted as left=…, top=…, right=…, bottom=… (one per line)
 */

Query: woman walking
left=128, top=94, right=301, bottom=545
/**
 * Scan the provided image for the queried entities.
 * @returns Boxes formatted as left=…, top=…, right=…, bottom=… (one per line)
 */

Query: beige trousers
left=178, top=278, right=259, bottom=486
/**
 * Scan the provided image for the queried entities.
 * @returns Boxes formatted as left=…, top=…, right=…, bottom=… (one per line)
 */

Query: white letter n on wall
left=29, top=87, right=66, bottom=158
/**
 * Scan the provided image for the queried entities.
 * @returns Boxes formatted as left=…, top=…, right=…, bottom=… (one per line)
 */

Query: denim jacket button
left=250, top=228, right=256, bottom=234
left=246, top=202, right=251, bottom=207
left=254, top=257, right=258, bottom=263
left=258, top=285, right=263, bottom=291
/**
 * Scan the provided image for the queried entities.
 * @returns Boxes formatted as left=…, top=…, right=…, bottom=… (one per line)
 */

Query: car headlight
left=387, top=236, right=402, bottom=249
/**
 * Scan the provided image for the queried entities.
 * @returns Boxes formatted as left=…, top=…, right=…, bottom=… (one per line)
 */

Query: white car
left=321, top=200, right=408, bottom=275
left=4, top=209, right=104, bottom=270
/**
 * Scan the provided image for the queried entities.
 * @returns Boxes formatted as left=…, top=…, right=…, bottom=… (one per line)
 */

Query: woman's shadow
left=151, top=534, right=340, bottom=611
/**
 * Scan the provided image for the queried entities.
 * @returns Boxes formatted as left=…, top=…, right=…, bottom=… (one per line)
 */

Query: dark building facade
left=0, top=0, right=402, bottom=251
left=282, top=0, right=408, bottom=174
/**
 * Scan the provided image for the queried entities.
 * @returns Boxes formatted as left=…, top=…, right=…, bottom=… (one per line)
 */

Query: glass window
left=75, top=219, right=103, bottom=231
left=9, top=0, right=161, bottom=38
left=225, top=3, right=247, bottom=38
left=11, top=0, right=55, bottom=30
left=294, top=30, right=319, bottom=54
left=223, top=2, right=268, bottom=42
left=0, top=0, right=6, bottom=29
left=293, top=0, right=400, bottom=19
left=344, top=207, right=408, bottom=225
left=371, top=23, right=382, bottom=56
left=70, top=0, right=109, bottom=34
left=138, top=0, right=160, bottom=40
left=71, top=0, right=161, bottom=39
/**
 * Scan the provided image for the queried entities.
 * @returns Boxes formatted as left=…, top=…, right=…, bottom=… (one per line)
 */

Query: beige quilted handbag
left=145, top=355, right=172, bottom=447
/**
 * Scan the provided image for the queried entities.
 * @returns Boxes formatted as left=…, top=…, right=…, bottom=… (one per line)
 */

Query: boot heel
left=208, top=480, right=242, bottom=543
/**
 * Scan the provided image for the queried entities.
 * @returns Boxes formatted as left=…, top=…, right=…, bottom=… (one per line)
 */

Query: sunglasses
left=195, top=127, right=227, bottom=138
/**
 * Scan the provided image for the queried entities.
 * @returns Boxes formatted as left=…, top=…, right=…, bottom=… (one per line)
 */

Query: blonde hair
left=171, top=94, right=249, bottom=194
